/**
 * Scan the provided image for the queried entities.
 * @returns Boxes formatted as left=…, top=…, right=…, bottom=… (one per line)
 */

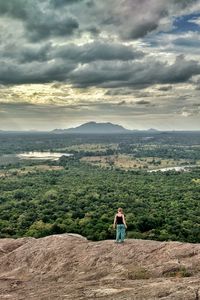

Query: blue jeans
left=116, top=224, right=125, bottom=242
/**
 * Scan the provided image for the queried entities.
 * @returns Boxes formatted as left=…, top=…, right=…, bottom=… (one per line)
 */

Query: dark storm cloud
left=69, top=55, right=200, bottom=88
left=136, top=100, right=151, bottom=105
left=0, top=60, right=76, bottom=85
left=0, top=42, right=51, bottom=63
left=86, top=25, right=100, bottom=36
left=128, top=21, right=159, bottom=40
left=0, top=0, right=199, bottom=88
left=0, top=0, right=79, bottom=41
left=0, top=0, right=28, bottom=19
left=52, top=42, right=144, bottom=62
left=26, top=16, right=79, bottom=42
left=0, top=40, right=143, bottom=64
left=69, top=61, right=132, bottom=87
left=0, top=40, right=144, bottom=84
left=1, top=50, right=200, bottom=87
left=0, top=0, right=198, bottom=44
left=19, top=44, right=51, bottom=63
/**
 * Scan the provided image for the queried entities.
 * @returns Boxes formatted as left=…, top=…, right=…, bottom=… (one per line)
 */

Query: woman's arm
left=113, top=215, right=117, bottom=228
left=122, top=215, right=127, bottom=228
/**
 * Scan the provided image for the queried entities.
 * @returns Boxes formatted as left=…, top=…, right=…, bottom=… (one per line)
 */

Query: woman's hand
left=113, top=224, right=116, bottom=229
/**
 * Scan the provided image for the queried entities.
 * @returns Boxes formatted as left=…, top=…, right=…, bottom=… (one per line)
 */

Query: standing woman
left=113, top=208, right=127, bottom=243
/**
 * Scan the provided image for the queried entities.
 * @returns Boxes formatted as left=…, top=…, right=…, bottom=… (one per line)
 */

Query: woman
left=113, top=208, right=127, bottom=243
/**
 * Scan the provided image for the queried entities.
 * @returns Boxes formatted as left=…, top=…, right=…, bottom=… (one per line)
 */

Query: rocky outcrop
left=0, top=234, right=200, bottom=299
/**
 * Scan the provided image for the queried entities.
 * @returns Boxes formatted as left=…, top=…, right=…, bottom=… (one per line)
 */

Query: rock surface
left=0, top=234, right=200, bottom=299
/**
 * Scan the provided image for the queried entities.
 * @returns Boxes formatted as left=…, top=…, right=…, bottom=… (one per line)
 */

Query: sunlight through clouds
left=0, top=0, right=200, bottom=130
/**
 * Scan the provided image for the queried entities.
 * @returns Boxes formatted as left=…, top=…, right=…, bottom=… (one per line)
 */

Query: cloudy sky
left=0, top=0, right=200, bottom=131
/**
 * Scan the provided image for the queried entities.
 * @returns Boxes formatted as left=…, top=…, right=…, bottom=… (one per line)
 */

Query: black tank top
left=116, top=215, right=123, bottom=224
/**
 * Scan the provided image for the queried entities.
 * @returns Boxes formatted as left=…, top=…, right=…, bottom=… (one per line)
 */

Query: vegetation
left=0, top=131, right=200, bottom=243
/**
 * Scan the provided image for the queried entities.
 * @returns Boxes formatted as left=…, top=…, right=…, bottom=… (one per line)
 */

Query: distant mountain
left=147, top=128, right=159, bottom=132
left=53, top=122, right=129, bottom=134
left=52, top=122, right=161, bottom=134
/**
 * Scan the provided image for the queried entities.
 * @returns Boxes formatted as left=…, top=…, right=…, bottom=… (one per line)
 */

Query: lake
left=148, top=165, right=197, bottom=172
left=17, top=151, right=73, bottom=161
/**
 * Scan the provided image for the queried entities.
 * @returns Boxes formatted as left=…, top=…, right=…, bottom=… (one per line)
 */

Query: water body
left=17, top=151, right=73, bottom=161
left=148, top=165, right=197, bottom=173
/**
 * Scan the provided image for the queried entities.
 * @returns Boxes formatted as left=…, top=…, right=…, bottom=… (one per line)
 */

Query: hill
left=0, top=234, right=200, bottom=299
left=147, top=128, right=159, bottom=132
left=52, top=121, right=129, bottom=134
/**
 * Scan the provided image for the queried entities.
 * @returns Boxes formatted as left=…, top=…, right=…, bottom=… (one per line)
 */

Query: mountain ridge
left=52, top=122, right=158, bottom=134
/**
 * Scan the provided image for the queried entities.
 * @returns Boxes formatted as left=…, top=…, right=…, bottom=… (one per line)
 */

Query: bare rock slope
left=0, top=234, right=200, bottom=299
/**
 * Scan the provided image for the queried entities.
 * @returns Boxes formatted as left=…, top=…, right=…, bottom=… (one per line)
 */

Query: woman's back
left=116, top=214, right=124, bottom=224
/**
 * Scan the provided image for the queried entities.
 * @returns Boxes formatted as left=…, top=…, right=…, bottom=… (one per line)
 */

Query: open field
left=81, top=154, right=200, bottom=170
left=0, top=165, right=64, bottom=178
left=55, top=143, right=118, bottom=152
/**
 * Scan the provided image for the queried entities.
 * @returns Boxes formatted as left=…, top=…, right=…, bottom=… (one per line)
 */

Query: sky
left=0, top=0, right=200, bottom=131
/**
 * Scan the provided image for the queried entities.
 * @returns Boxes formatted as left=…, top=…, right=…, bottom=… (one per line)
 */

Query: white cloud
left=188, top=16, right=200, bottom=26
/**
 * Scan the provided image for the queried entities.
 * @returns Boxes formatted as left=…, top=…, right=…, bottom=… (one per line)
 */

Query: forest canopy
left=0, top=131, right=200, bottom=243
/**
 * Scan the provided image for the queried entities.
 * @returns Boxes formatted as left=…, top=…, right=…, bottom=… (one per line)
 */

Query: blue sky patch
left=173, top=13, right=200, bottom=33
